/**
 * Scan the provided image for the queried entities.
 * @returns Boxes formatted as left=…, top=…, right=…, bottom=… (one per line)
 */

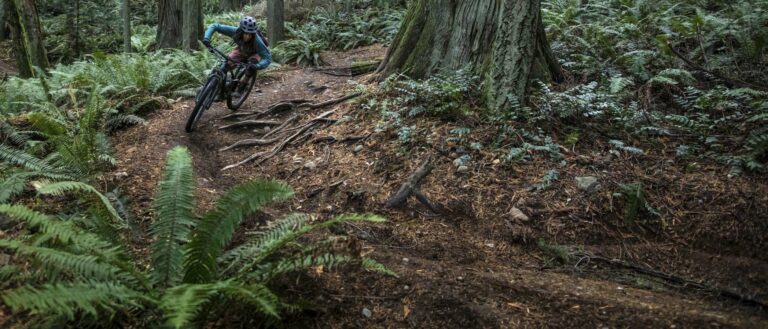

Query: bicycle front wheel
left=226, top=69, right=257, bottom=111
left=186, top=75, right=220, bottom=133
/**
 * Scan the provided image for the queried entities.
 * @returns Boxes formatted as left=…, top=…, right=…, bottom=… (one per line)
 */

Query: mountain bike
left=185, top=45, right=258, bottom=132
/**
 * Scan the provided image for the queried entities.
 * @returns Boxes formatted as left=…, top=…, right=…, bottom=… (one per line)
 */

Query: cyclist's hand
left=247, top=64, right=258, bottom=75
left=202, top=39, right=211, bottom=48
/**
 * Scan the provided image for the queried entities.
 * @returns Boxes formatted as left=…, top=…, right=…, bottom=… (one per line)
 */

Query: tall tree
left=378, top=0, right=563, bottom=111
left=122, top=0, right=132, bottom=52
left=182, top=0, right=203, bottom=51
left=0, top=3, right=8, bottom=41
left=267, top=0, right=284, bottom=44
left=220, top=0, right=244, bottom=12
left=4, top=0, right=49, bottom=77
left=156, top=0, right=182, bottom=49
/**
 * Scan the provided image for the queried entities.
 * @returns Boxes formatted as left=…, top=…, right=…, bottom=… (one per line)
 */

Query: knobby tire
left=186, top=75, right=220, bottom=132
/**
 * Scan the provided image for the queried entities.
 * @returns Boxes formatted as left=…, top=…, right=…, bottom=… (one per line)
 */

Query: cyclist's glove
left=247, top=64, right=258, bottom=75
left=202, top=39, right=211, bottom=48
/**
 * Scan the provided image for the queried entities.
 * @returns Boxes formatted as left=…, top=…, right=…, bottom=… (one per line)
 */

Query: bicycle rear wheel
left=226, top=68, right=257, bottom=111
left=186, top=75, right=220, bottom=133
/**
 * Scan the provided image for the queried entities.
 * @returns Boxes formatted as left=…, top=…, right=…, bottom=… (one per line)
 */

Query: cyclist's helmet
left=239, top=16, right=258, bottom=34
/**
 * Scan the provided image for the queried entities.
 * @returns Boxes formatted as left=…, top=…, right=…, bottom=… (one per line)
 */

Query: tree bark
left=182, top=0, right=203, bottom=51
left=5, top=0, right=49, bottom=77
left=156, top=0, right=182, bottom=49
left=378, top=0, right=562, bottom=112
left=0, top=2, right=8, bottom=41
left=220, top=0, right=244, bottom=12
left=122, top=0, right=132, bottom=52
left=267, top=0, right=284, bottom=43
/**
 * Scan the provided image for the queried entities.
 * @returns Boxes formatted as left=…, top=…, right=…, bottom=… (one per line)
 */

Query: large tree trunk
left=182, top=0, right=203, bottom=51
left=220, top=0, right=245, bottom=12
left=156, top=0, right=182, bottom=49
left=5, top=0, right=49, bottom=77
left=0, top=3, right=8, bottom=41
left=267, top=0, right=284, bottom=43
left=122, top=0, right=132, bottom=52
left=379, top=0, right=562, bottom=111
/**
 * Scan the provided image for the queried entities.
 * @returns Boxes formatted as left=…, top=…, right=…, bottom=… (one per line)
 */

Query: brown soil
left=110, top=45, right=768, bottom=328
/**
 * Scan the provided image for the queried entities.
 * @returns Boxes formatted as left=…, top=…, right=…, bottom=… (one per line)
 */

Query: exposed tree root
left=575, top=251, right=767, bottom=309
left=221, top=109, right=338, bottom=171
left=218, top=120, right=282, bottom=130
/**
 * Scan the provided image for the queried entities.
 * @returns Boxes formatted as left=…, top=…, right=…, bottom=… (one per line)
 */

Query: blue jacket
left=204, top=23, right=272, bottom=70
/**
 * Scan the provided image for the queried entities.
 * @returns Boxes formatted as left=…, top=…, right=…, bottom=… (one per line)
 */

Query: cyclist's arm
left=203, top=23, right=238, bottom=41
left=252, top=36, right=272, bottom=69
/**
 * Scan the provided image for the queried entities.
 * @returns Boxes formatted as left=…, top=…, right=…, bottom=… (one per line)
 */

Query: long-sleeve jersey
left=204, top=23, right=272, bottom=69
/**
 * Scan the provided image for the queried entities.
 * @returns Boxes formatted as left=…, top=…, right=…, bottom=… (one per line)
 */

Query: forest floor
left=109, top=45, right=768, bottom=328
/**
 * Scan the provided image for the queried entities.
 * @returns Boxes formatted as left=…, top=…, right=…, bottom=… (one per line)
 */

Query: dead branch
left=218, top=120, right=282, bottom=130
left=386, top=155, right=440, bottom=213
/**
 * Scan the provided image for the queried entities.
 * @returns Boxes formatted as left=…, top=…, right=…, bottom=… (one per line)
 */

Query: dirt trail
left=111, top=45, right=768, bottom=328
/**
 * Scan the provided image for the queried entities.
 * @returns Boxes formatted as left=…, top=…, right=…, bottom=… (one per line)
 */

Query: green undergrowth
left=362, top=0, right=767, bottom=177
left=273, top=7, right=404, bottom=66
left=0, top=146, right=394, bottom=328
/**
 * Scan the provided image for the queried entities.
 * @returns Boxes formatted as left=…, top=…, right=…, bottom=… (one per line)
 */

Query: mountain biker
left=202, top=16, right=271, bottom=98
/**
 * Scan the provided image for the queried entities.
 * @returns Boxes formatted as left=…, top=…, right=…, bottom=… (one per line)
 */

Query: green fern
left=183, top=180, right=294, bottom=283
left=151, top=146, right=197, bottom=287
left=160, top=281, right=280, bottom=328
left=2, top=282, right=146, bottom=320
left=36, top=181, right=126, bottom=230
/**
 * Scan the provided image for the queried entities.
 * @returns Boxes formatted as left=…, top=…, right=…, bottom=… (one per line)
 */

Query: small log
left=315, top=60, right=382, bottom=77
left=386, top=155, right=434, bottom=209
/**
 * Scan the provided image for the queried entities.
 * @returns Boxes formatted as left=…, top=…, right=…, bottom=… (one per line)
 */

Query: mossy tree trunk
left=122, top=0, right=132, bottom=52
left=0, top=2, right=8, bottom=41
left=267, top=0, right=284, bottom=43
left=378, top=0, right=563, bottom=112
left=182, top=0, right=203, bottom=51
left=220, top=0, right=245, bottom=12
left=156, top=0, right=182, bottom=49
left=5, top=0, right=49, bottom=77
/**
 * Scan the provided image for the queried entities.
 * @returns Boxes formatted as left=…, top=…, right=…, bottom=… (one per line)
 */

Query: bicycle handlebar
left=206, top=44, right=249, bottom=67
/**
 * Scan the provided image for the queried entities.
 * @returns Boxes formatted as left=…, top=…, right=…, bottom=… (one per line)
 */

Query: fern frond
left=160, top=281, right=280, bottom=328
left=233, top=213, right=385, bottom=277
left=0, top=240, right=137, bottom=285
left=0, top=144, right=54, bottom=173
left=252, top=253, right=356, bottom=282
left=218, top=213, right=312, bottom=275
left=362, top=257, right=398, bottom=277
left=151, top=146, right=196, bottom=287
left=0, top=204, right=126, bottom=261
left=2, top=282, right=145, bottom=320
left=183, top=180, right=293, bottom=284
left=36, top=181, right=126, bottom=230
left=26, top=112, right=68, bottom=137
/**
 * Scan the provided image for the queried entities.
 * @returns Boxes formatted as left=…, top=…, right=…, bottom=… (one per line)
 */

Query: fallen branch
left=386, top=155, right=440, bottom=213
